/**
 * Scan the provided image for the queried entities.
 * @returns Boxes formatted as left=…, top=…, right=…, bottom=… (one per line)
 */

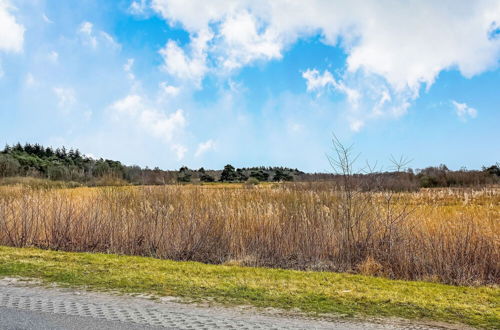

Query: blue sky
left=0, top=0, right=499, bottom=172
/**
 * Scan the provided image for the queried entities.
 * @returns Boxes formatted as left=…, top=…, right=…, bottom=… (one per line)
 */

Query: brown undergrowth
left=0, top=184, right=498, bottom=285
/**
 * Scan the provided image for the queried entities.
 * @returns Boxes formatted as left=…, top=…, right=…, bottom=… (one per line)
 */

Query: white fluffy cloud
left=152, top=0, right=500, bottom=128
left=159, top=82, right=180, bottom=97
left=195, top=139, right=215, bottom=157
left=452, top=100, right=478, bottom=121
left=152, top=0, right=500, bottom=90
left=0, top=0, right=24, bottom=53
left=158, top=29, right=212, bottom=87
left=302, top=68, right=360, bottom=105
left=109, top=94, right=188, bottom=159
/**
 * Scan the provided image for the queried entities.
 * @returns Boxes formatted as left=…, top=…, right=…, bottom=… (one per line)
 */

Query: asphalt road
left=0, top=279, right=440, bottom=330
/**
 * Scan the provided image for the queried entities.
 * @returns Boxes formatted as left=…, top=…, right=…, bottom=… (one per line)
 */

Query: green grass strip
left=0, top=246, right=498, bottom=328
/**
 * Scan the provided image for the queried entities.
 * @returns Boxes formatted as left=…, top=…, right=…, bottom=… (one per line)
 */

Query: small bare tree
left=327, top=135, right=365, bottom=268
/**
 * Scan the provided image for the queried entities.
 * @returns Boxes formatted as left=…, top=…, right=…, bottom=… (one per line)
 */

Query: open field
left=0, top=246, right=499, bottom=328
left=0, top=183, right=498, bottom=286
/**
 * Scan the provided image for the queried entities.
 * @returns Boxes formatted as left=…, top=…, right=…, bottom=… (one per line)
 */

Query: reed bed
left=0, top=184, right=498, bottom=285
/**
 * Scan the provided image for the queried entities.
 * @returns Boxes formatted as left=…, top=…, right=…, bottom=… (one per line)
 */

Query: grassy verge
left=0, top=246, right=498, bottom=328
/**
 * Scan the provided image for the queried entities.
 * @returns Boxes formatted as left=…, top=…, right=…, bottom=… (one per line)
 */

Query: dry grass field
left=0, top=183, right=498, bottom=286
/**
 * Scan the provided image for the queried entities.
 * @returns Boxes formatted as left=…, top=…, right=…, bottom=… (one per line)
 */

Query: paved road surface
left=0, top=279, right=444, bottom=330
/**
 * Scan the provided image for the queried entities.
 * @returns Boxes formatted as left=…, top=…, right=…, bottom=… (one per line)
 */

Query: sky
left=0, top=0, right=499, bottom=172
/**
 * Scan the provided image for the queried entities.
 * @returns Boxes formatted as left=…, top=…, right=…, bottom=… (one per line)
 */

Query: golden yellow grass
left=0, top=183, right=498, bottom=285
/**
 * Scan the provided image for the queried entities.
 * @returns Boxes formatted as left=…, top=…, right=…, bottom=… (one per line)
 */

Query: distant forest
left=0, top=143, right=499, bottom=188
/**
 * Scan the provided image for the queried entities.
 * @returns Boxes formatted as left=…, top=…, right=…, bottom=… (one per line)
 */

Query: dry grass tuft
left=357, top=256, right=384, bottom=276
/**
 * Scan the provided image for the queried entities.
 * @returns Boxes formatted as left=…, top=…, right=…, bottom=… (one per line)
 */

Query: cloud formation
left=452, top=101, right=478, bottom=121
left=159, top=30, right=211, bottom=87
left=152, top=0, right=500, bottom=129
left=78, top=21, right=120, bottom=50
left=0, top=0, right=24, bottom=53
left=152, top=0, right=500, bottom=89
left=195, top=139, right=215, bottom=157
left=109, top=94, right=188, bottom=160
left=53, top=87, right=76, bottom=109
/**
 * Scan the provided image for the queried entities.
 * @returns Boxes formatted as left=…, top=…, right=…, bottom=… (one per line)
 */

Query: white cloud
left=152, top=0, right=500, bottom=126
left=124, top=58, right=135, bottom=80
left=0, top=0, right=25, bottom=53
left=302, top=69, right=335, bottom=93
left=171, top=144, right=187, bottom=160
left=78, top=21, right=120, bottom=50
left=349, top=119, right=364, bottom=132
left=53, top=87, right=76, bottom=109
left=78, top=21, right=97, bottom=48
left=42, top=13, right=53, bottom=23
left=452, top=100, right=478, bottom=121
left=159, top=29, right=212, bottom=87
left=219, top=11, right=282, bottom=69
left=129, top=0, right=148, bottom=15
left=153, top=0, right=500, bottom=90
left=159, top=82, right=180, bottom=97
left=109, top=94, right=188, bottom=159
left=100, top=31, right=120, bottom=49
left=195, top=139, right=215, bottom=157
left=302, top=68, right=360, bottom=106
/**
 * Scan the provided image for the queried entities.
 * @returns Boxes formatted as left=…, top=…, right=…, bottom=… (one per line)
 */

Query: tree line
left=0, top=143, right=498, bottom=188
left=0, top=143, right=302, bottom=185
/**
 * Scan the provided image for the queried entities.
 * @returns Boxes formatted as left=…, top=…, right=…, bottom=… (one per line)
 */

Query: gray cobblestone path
left=0, top=280, right=446, bottom=329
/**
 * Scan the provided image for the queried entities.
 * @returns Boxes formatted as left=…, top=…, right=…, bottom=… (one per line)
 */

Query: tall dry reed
left=0, top=184, right=498, bottom=285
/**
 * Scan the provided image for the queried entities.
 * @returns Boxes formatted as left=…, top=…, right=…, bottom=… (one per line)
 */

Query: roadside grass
left=0, top=247, right=498, bottom=328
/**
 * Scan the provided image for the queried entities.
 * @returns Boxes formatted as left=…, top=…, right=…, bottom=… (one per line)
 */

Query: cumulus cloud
left=151, top=0, right=500, bottom=127
left=452, top=100, right=478, bottom=121
left=152, top=0, right=500, bottom=89
left=0, top=0, right=25, bottom=53
left=195, top=139, right=215, bottom=157
left=53, top=87, right=76, bottom=109
left=302, top=69, right=335, bottom=93
left=158, top=29, right=212, bottom=87
left=219, top=11, right=282, bottom=69
left=109, top=94, right=188, bottom=159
